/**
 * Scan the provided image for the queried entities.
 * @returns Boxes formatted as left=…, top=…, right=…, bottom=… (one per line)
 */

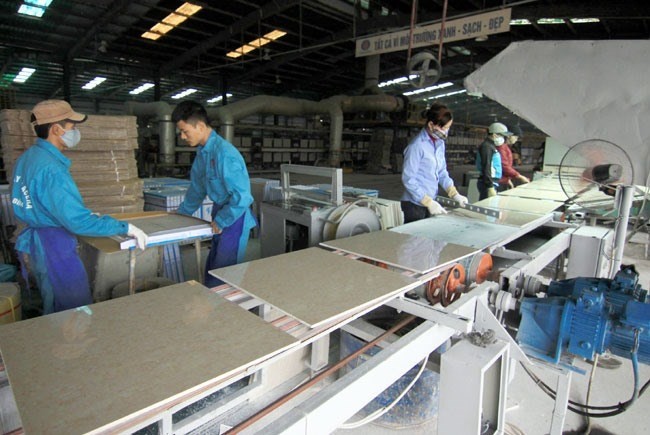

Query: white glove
left=127, top=224, right=148, bottom=250
left=420, top=195, right=447, bottom=216
left=452, top=193, right=468, bottom=207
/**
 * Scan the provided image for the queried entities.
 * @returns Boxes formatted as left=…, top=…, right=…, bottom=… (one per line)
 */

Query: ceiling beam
left=160, top=0, right=302, bottom=74
left=65, top=0, right=132, bottom=63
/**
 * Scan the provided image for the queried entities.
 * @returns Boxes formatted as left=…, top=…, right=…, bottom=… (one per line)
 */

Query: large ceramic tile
left=320, top=231, right=477, bottom=274
left=211, top=248, right=418, bottom=328
left=0, top=282, right=296, bottom=435
left=451, top=207, right=552, bottom=228
left=393, top=215, right=516, bottom=250
left=474, top=196, right=562, bottom=214
left=499, top=187, right=569, bottom=202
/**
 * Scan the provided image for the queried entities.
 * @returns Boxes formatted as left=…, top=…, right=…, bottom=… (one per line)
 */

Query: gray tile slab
left=320, top=231, right=477, bottom=274
left=211, top=248, right=418, bottom=328
left=474, top=196, right=562, bottom=214
left=0, top=282, right=296, bottom=435
left=393, top=215, right=517, bottom=249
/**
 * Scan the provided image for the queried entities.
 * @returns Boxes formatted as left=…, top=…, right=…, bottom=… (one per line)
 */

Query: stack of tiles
left=0, top=110, right=143, bottom=215
left=143, top=178, right=213, bottom=222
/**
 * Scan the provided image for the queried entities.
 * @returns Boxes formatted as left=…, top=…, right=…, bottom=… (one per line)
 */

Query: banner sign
left=355, top=9, right=511, bottom=57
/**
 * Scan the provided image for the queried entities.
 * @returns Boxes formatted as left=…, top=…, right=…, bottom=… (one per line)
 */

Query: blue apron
left=18, top=227, right=92, bottom=314
left=204, top=206, right=249, bottom=288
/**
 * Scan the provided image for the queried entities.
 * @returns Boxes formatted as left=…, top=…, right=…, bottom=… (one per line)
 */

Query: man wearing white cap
left=11, top=100, right=148, bottom=314
left=476, top=122, right=510, bottom=200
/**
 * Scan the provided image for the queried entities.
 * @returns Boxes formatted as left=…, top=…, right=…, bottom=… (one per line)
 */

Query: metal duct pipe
left=364, top=55, right=381, bottom=93
left=208, top=95, right=323, bottom=143
left=210, top=94, right=405, bottom=167
left=124, top=101, right=176, bottom=166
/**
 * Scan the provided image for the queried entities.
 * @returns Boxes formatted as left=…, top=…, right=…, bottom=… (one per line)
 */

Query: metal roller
left=458, top=252, right=493, bottom=285
left=425, top=263, right=466, bottom=307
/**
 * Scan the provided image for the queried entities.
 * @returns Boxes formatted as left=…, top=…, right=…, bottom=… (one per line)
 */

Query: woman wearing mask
left=476, top=122, right=511, bottom=200
left=401, top=103, right=467, bottom=223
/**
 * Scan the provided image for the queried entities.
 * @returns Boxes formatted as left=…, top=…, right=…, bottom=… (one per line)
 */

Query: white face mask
left=61, top=128, right=81, bottom=148
left=493, top=136, right=505, bottom=146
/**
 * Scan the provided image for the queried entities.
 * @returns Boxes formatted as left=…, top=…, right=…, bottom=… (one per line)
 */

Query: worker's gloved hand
left=211, top=221, right=222, bottom=235
left=420, top=195, right=448, bottom=216
left=518, top=175, right=530, bottom=184
left=487, top=187, right=497, bottom=198
left=127, top=224, right=148, bottom=250
left=452, top=193, right=468, bottom=207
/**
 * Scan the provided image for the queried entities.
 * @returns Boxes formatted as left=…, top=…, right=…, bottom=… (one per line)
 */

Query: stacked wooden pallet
left=0, top=110, right=143, bottom=214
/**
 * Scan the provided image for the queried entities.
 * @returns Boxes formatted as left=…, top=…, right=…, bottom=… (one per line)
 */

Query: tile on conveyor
left=392, top=214, right=519, bottom=250
left=211, top=247, right=418, bottom=328
left=0, top=281, right=297, bottom=435
left=474, top=196, right=563, bottom=215
left=320, top=230, right=478, bottom=274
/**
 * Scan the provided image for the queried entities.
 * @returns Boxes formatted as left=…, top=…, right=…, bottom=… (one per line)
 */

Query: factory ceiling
left=0, top=0, right=648, bottom=130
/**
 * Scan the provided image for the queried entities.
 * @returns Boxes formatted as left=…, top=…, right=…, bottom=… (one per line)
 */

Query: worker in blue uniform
left=12, top=100, right=148, bottom=314
left=401, top=103, right=468, bottom=223
left=172, top=101, right=256, bottom=287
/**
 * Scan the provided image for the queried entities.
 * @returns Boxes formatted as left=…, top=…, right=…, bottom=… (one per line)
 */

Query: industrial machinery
left=260, top=164, right=385, bottom=257
left=517, top=265, right=650, bottom=366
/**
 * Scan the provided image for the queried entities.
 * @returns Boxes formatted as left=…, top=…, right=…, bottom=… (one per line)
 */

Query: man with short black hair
left=12, top=99, right=148, bottom=314
left=172, top=101, right=256, bottom=287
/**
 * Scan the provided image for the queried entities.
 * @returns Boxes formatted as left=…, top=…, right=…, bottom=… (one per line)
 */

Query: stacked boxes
left=0, top=110, right=144, bottom=215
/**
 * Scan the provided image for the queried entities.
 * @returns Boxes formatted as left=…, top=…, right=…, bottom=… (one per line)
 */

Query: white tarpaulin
left=464, top=40, right=650, bottom=184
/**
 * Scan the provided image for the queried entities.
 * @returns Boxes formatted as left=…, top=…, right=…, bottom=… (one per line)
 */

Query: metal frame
left=280, top=164, right=343, bottom=206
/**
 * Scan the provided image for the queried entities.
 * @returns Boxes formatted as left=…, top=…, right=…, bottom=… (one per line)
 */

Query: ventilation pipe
left=364, top=55, right=381, bottom=93
left=124, top=101, right=176, bottom=166
left=210, top=94, right=405, bottom=167
left=125, top=94, right=406, bottom=168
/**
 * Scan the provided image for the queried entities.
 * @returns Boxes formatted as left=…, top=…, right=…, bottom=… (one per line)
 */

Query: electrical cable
left=520, top=341, right=649, bottom=418
left=584, top=353, right=599, bottom=434
left=339, top=356, right=428, bottom=429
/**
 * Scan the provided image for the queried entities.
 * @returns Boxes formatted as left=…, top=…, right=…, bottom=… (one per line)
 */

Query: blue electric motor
left=517, top=265, right=650, bottom=366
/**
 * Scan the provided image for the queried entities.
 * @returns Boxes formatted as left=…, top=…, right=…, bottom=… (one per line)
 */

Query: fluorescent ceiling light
left=569, top=18, right=600, bottom=24
left=162, top=13, right=188, bottom=26
left=82, top=77, right=107, bottom=90
left=427, top=89, right=467, bottom=100
left=450, top=46, right=471, bottom=56
left=141, top=32, right=161, bottom=41
left=151, top=22, right=174, bottom=35
left=18, top=4, right=45, bottom=17
left=129, top=83, right=155, bottom=95
left=378, top=76, right=408, bottom=87
left=13, top=67, right=35, bottom=83
left=403, top=81, right=453, bottom=96
left=18, top=0, right=51, bottom=17
left=207, top=93, right=233, bottom=103
left=171, top=88, right=197, bottom=99
left=227, top=29, right=287, bottom=59
left=510, top=19, right=531, bottom=25
left=537, top=18, right=565, bottom=25
left=141, top=2, right=202, bottom=40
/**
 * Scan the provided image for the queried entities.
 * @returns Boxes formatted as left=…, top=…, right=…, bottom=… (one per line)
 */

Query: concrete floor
left=244, top=169, right=649, bottom=435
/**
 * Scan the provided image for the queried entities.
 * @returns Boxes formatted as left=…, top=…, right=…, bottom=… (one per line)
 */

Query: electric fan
left=558, top=139, right=634, bottom=211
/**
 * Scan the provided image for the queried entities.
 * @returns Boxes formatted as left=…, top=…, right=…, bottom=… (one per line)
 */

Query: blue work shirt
left=12, top=138, right=128, bottom=254
left=178, top=130, right=255, bottom=232
left=401, top=128, right=454, bottom=204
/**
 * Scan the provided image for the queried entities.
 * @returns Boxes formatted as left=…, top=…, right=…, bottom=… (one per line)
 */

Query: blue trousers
left=19, top=227, right=92, bottom=314
left=204, top=213, right=247, bottom=288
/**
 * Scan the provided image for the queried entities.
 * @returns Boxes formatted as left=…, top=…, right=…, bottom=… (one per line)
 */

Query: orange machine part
left=473, top=253, right=493, bottom=284
left=426, top=263, right=466, bottom=306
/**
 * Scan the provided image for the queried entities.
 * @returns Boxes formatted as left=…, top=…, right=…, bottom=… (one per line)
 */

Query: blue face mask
left=61, top=128, right=81, bottom=148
